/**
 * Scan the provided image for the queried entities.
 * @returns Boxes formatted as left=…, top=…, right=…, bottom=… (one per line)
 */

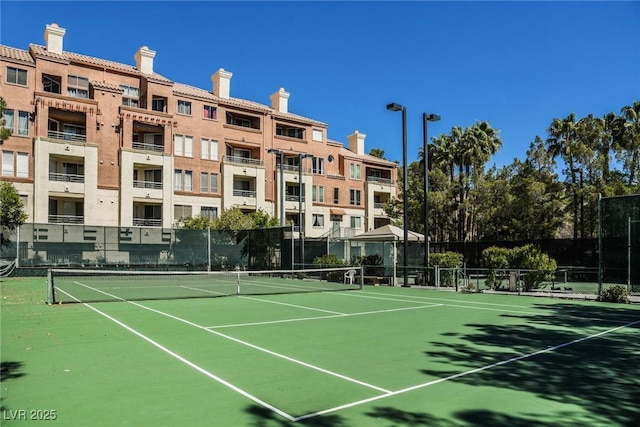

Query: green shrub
left=430, top=251, right=463, bottom=287
left=481, top=246, right=510, bottom=290
left=313, top=254, right=347, bottom=282
left=509, top=244, right=557, bottom=291
left=599, top=285, right=630, bottom=303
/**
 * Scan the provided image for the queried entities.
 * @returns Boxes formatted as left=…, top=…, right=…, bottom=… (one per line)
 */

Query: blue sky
left=1, top=1, right=638, bottom=169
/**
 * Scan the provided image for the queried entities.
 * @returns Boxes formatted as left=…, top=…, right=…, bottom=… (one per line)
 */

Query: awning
left=330, top=208, right=346, bottom=216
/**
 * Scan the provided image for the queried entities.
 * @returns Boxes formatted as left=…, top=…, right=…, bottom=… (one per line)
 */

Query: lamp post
left=298, top=153, right=313, bottom=268
left=267, top=148, right=285, bottom=226
left=422, top=113, right=440, bottom=277
left=386, top=102, right=409, bottom=287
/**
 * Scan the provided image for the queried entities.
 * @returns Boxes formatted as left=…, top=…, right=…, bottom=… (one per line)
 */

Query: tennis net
left=46, top=266, right=363, bottom=304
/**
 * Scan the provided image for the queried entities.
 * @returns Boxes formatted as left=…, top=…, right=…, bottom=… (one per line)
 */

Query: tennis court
left=1, top=273, right=639, bottom=426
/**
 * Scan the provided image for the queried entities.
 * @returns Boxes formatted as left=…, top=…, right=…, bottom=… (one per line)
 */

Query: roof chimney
left=134, top=46, right=156, bottom=75
left=212, top=68, right=233, bottom=99
left=347, top=130, right=366, bottom=156
left=44, top=23, right=66, bottom=55
left=270, top=88, right=290, bottom=113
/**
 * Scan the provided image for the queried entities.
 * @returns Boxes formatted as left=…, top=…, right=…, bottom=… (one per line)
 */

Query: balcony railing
left=285, top=195, right=306, bottom=202
left=224, top=155, right=264, bottom=166
left=367, top=176, right=393, bottom=184
left=233, top=189, right=256, bottom=198
left=48, top=215, right=84, bottom=224
left=133, top=180, right=163, bottom=189
left=132, top=142, right=164, bottom=153
left=48, top=130, right=86, bottom=143
left=374, top=202, right=385, bottom=209
left=49, top=172, right=85, bottom=183
left=133, top=218, right=162, bottom=227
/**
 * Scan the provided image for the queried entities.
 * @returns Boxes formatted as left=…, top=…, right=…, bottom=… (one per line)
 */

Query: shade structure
left=351, top=224, right=425, bottom=242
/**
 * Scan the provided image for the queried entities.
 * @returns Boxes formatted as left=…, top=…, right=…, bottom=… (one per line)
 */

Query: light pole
left=386, top=102, right=409, bottom=287
left=298, top=153, right=313, bottom=268
left=422, top=113, right=440, bottom=277
left=267, top=148, right=285, bottom=227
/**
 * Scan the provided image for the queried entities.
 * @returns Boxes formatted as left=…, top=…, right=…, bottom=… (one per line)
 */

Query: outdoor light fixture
left=422, top=112, right=441, bottom=281
left=298, top=153, right=313, bottom=268
left=267, top=148, right=285, bottom=227
left=386, top=102, right=409, bottom=287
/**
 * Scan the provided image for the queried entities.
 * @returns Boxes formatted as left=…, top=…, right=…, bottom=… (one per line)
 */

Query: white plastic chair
left=344, top=269, right=357, bottom=285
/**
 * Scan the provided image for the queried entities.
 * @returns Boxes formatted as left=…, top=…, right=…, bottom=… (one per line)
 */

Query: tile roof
left=0, top=45, right=35, bottom=66
left=173, top=83, right=327, bottom=127
left=339, top=146, right=398, bottom=167
left=29, top=44, right=173, bottom=83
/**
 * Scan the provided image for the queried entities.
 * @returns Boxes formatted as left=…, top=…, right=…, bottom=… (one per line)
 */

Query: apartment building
left=1, top=23, right=397, bottom=238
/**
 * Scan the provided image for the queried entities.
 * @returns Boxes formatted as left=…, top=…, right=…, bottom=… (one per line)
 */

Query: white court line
left=55, top=287, right=296, bottom=422
left=294, top=317, right=640, bottom=422
left=338, top=291, right=636, bottom=324
left=207, top=304, right=443, bottom=329
left=70, top=281, right=391, bottom=394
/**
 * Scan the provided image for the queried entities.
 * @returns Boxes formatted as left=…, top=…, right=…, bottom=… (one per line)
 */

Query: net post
left=359, top=265, right=364, bottom=289
left=46, top=269, right=55, bottom=305
left=598, top=193, right=603, bottom=297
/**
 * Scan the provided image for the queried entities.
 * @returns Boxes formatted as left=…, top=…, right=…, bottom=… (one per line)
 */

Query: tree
left=369, top=148, right=385, bottom=159
left=0, top=97, right=12, bottom=143
left=0, top=181, right=28, bottom=248
left=617, top=101, right=640, bottom=186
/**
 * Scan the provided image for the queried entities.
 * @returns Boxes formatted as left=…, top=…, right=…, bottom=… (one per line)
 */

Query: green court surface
left=1, top=277, right=639, bottom=426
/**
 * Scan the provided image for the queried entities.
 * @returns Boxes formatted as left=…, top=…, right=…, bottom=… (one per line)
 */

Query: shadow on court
left=419, top=303, right=640, bottom=426
left=245, top=405, right=347, bottom=426
left=0, top=361, right=25, bottom=413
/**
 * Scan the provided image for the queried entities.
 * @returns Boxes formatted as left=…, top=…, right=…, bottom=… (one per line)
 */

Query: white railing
left=133, top=180, right=162, bottom=189
left=48, top=215, right=84, bottom=224
left=232, top=189, right=256, bottom=198
left=133, top=218, right=162, bottom=227
left=49, top=172, right=85, bottom=183
left=224, top=155, right=264, bottom=166
left=47, top=130, right=86, bottom=143
left=285, top=195, right=305, bottom=202
left=132, top=142, right=164, bottom=153
left=367, top=176, right=393, bottom=184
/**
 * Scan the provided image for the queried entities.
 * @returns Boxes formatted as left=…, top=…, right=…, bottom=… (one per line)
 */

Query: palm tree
left=618, top=101, right=640, bottom=186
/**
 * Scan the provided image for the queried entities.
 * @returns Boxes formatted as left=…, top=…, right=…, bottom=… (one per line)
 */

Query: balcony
left=133, top=180, right=162, bottom=190
left=48, top=215, right=84, bottom=224
left=49, top=172, right=85, bottom=183
left=285, top=195, right=306, bottom=202
left=132, top=141, right=164, bottom=153
left=133, top=218, right=162, bottom=227
left=224, top=155, right=264, bottom=166
left=367, top=176, right=393, bottom=185
left=48, top=130, right=86, bottom=143
left=233, top=189, right=256, bottom=198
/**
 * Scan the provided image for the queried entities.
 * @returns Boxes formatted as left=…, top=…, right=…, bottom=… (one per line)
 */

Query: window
left=174, top=169, right=192, bottom=191
left=16, top=153, right=28, bottom=178
left=226, top=112, right=260, bottom=130
left=201, top=138, right=218, bottom=160
left=312, top=185, right=324, bottom=203
left=174, top=135, right=193, bottom=157
left=6, top=67, right=27, bottom=86
left=120, top=85, right=140, bottom=107
left=2, top=151, right=14, bottom=176
left=312, top=214, right=324, bottom=227
left=43, top=74, right=61, bottom=93
left=312, top=157, right=324, bottom=175
left=312, top=129, right=323, bottom=142
left=177, top=100, right=192, bottom=115
left=203, top=105, right=217, bottom=120
left=350, top=164, right=361, bottom=180
left=67, top=75, right=89, bottom=98
left=200, top=172, right=218, bottom=193
left=201, top=206, right=218, bottom=220
left=184, top=171, right=193, bottom=191
left=174, top=205, right=192, bottom=220
left=350, top=189, right=361, bottom=206
left=2, top=109, right=30, bottom=137
left=3, top=109, right=14, bottom=134
left=350, top=216, right=362, bottom=229
left=333, top=188, right=339, bottom=204
left=152, top=97, right=166, bottom=112
left=174, top=170, right=182, bottom=191
left=1, top=151, right=29, bottom=178
left=276, top=124, right=304, bottom=139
